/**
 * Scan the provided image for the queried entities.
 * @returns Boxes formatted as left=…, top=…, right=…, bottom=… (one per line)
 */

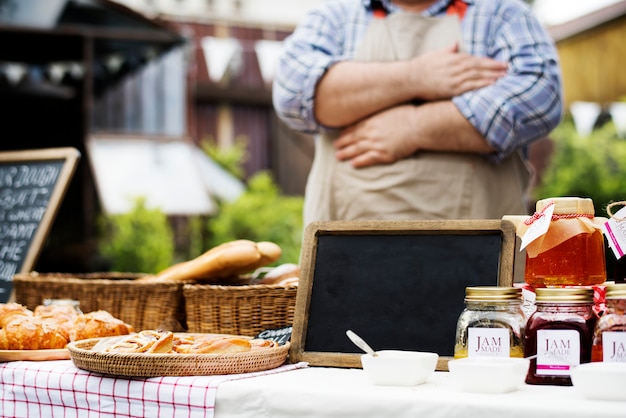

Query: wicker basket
left=183, top=283, right=297, bottom=336
left=13, top=272, right=186, bottom=332
left=68, top=336, right=290, bottom=377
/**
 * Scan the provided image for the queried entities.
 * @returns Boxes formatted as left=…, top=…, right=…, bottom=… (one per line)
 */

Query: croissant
left=0, top=303, right=33, bottom=328
left=70, top=310, right=134, bottom=342
left=104, top=330, right=174, bottom=353
left=34, top=305, right=80, bottom=341
left=0, top=316, right=68, bottom=350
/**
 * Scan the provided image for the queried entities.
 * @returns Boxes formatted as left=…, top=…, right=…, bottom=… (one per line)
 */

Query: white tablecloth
left=2, top=360, right=624, bottom=418
left=215, top=367, right=626, bottom=418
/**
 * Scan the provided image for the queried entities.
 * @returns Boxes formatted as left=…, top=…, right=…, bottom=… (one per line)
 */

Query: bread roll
left=258, top=263, right=300, bottom=285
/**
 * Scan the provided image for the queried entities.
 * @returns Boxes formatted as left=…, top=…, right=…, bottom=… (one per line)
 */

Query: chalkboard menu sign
left=290, top=219, right=516, bottom=371
left=0, top=148, right=80, bottom=303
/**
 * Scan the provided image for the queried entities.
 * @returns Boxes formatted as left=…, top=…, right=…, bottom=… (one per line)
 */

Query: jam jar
left=524, top=287, right=597, bottom=386
left=591, top=283, right=626, bottom=362
left=454, top=286, right=526, bottom=359
left=523, top=197, right=606, bottom=287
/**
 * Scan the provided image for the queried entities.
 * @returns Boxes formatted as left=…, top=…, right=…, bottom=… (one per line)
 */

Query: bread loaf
left=143, top=239, right=283, bottom=283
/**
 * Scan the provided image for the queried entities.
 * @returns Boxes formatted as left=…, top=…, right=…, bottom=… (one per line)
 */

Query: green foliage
left=206, top=171, right=304, bottom=265
left=200, top=136, right=248, bottom=180
left=533, top=117, right=626, bottom=216
left=98, top=197, right=175, bottom=273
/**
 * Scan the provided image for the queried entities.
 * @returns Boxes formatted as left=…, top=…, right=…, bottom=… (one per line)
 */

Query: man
left=273, top=0, right=562, bottom=226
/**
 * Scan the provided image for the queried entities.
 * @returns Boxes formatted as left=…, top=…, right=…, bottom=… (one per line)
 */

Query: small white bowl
left=571, top=362, right=626, bottom=401
left=360, top=350, right=438, bottom=386
left=447, top=357, right=530, bottom=393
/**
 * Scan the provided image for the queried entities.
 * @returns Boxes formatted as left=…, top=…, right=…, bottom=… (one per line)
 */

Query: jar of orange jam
left=523, top=197, right=606, bottom=287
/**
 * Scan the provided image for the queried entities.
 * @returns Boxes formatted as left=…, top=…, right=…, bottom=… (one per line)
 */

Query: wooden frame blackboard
left=0, top=147, right=80, bottom=302
left=290, top=219, right=516, bottom=371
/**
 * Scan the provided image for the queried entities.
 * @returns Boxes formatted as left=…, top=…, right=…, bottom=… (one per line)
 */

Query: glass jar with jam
left=592, top=283, right=626, bottom=362
left=454, top=286, right=526, bottom=359
left=522, top=197, right=606, bottom=287
left=524, top=287, right=597, bottom=386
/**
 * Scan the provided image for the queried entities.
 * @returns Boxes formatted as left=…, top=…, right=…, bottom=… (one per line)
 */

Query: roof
left=547, top=0, right=626, bottom=42
left=0, top=0, right=184, bottom=66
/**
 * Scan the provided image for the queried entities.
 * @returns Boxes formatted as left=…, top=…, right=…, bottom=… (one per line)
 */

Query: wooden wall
left=555, top=15, right=626, bottom=110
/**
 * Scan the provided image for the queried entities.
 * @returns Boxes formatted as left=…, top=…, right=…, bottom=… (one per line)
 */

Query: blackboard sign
left=290, top=219, right=516, bottom=371
left=0, top=148, right=80, bottom=303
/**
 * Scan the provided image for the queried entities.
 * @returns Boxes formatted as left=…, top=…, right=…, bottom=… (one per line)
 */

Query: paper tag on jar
left=603, top=206, right=626, bottom=259
left=520, top=201, right=555, bottom=251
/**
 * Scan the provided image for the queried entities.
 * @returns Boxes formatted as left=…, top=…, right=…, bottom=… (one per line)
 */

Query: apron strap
left=371, top=0, right=467, bottom=20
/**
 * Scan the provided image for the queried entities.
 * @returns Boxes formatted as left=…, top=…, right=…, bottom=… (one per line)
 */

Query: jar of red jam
left=591, top=283, right=626, bottom=362
left=524, top=287, right=597, bottom=386
left=522, top=197, right=606, bottom=287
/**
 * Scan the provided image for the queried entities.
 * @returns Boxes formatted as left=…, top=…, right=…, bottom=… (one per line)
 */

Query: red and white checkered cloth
left=0, top=360, right=308, bottom=418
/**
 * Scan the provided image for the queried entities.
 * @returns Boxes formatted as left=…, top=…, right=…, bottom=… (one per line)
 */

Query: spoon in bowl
left=346, top=329, right=377, bottom=357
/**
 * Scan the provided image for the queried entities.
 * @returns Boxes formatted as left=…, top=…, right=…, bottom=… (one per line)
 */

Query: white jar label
left=602, top=332, right=626, bottom=362
left=536, top=329, right=580, bottom=375
left=467, top=327, right=510, bottom=357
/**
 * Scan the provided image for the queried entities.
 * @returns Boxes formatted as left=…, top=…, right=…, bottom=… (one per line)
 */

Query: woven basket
left=67, top=336, right=290, bottom=377
left=183, top=283, right=297, bottom=336
left=13, top=272, right=186, bottom=332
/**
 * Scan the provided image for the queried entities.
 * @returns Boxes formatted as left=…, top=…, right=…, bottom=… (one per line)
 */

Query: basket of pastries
left=67, top=329, right=290, bottom=377
left=13, top=272, right=186, bottom=332
left=137, top=239, right=299, bottom=336
left=0, top=302, right=134, bottom=361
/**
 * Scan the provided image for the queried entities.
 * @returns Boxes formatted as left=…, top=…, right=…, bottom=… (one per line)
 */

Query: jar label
left=467, top=328, right=510, bottom=357
left=536, top=329, right=580, bottom=375
left=521, top=201, right=555, bottom=250
left=603, top=206, right=626, bottom=259
left=602, top=331, right=626, bottom=362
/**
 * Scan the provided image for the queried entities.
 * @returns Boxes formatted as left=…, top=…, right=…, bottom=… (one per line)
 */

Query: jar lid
left=534, top=287, right=594, bottom=303
left=605, top=284, right=626, bottom=299
left=536, top=197, right=595, bottom=215
left=465, top=286, right=522, bottom=301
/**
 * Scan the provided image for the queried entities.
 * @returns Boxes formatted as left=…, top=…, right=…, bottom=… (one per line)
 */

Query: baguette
left=151, top=240, right=262, bottom=282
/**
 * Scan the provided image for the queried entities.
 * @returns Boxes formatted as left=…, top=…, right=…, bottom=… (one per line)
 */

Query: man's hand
left=407, top=42, right=507, bottom=101
left=334, top=105, right=419, bottom=168
left=334, top=101, right=496, bottom=169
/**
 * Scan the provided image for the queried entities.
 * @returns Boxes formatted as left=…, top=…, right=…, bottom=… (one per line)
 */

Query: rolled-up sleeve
left=272, top=4, right=350, bottom=133
left=452, top=4, right=563, bottom=161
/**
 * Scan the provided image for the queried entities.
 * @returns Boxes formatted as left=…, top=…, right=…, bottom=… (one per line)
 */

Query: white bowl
left=571, top=362, right=626, bottom=401
left=447, top=357, right=530, bottom=393
left=360, top=350, right=439, bottom=386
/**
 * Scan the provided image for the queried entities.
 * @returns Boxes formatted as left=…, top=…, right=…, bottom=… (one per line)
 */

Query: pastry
left=104, top=330, right=174, bottom=353
left=70, top=310, right=134, bottom=342
left=0, top=315, right=68, bottom=350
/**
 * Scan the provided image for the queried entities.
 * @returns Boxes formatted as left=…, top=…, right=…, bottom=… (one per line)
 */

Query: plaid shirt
left=272, top=0, right=563, bottom=161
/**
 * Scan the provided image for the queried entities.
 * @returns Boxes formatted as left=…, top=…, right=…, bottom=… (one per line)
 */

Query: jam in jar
left=592, top=284, right=626, bottom=362
left=524, top=287, right=597, bottom=385
left=523, top=197, right=606, bottom=287
left=454, top=286, right=526, bottom=359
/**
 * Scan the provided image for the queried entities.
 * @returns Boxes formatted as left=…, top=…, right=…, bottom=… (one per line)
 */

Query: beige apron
left=303, top=11, right=531, bottom=226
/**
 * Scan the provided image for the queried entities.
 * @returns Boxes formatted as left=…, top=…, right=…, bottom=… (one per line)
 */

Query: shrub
left=533, top=117, right=626, bottom=216
left=98, top=197, right=175, bottom=273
